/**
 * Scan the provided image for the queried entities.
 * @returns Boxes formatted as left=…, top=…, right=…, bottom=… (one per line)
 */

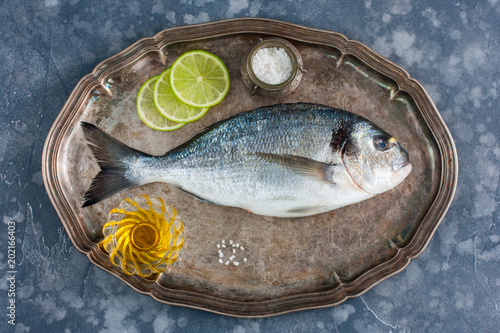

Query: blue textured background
left=1, top=0, right=499, bottom=332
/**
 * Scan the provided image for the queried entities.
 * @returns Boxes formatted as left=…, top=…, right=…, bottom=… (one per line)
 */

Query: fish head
left=341, top=121, right=412, bottom=194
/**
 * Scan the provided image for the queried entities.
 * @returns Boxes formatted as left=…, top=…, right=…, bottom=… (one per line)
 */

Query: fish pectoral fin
left=253, top=153, right=337, bottom=184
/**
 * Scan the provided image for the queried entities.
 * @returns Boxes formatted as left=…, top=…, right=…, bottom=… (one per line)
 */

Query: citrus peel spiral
left=101, top=194, right=184, bottom=277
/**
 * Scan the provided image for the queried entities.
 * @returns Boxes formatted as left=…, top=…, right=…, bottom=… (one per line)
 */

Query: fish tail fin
left=80, top=122, right=149, bottom=207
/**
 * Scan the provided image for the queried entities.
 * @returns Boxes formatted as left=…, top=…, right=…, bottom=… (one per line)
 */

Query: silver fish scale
left=167, top=105, right=345, bottom=168
left=82, top=103, right=410, bottom=215
left=134, top=104, right=369, bottom=217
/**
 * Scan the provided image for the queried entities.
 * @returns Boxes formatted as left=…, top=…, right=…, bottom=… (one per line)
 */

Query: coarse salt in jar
left=241, top=37, right=304, bottom=96
left=251, top=46, right=293, bottom=85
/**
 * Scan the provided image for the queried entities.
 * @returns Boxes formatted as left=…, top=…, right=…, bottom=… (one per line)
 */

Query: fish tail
left=80, top=122, right=148, bottom=207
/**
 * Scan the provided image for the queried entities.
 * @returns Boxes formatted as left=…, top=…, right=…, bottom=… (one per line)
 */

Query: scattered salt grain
left=240, top=246, right=245, bottom=251
left=217, top=239, right=247, bottom=266
left=252, top=47, right=293, bottom=85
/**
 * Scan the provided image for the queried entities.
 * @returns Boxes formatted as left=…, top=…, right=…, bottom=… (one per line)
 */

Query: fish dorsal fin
left=253, top=153, right=337, bottom=184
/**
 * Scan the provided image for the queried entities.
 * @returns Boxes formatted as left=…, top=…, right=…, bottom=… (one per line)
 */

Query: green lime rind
left=153, top=67, right=210, bottom=123
left=169, top=50, right=230, bottom=108
left=136, top=75, right=185, bottom=131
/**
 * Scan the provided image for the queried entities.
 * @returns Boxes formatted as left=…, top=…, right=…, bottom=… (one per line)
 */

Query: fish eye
left=374, top=137, right=390, bottom=151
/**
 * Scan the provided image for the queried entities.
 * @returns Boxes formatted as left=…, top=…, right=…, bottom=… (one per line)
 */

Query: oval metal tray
left=42, top=18, right=458, bottom=317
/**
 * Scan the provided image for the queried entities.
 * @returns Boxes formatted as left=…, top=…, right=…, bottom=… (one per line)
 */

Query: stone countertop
left=1, top=0, right=499, bottom=332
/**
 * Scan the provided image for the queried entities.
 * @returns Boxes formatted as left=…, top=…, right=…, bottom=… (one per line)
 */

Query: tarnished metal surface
left=42, top=18, right=457, bottom=317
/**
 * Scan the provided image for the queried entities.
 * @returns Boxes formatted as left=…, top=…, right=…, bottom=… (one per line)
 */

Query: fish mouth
left=392, top=146, right=410, bottom=172
left=392, top=160, right=411, bottom=172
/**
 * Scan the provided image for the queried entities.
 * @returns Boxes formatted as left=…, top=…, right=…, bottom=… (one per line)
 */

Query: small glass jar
left=241, top=37, right=304, bottom=96
left=101, top=194, right=184, bottom=277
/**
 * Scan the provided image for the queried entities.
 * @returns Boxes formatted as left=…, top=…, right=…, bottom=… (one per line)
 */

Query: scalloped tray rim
left=42, top=18, right=458, bottom=318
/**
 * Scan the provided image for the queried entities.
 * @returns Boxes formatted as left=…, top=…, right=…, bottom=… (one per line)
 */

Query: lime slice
left=169, top=50, right=230, bottom=108
left=154, top=67, right=209, bottom=123
left=136, top=76, right=185, bottom=131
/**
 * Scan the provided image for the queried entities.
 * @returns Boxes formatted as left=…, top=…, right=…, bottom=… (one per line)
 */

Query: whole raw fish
left=81, top=103, right=411, bottom=217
